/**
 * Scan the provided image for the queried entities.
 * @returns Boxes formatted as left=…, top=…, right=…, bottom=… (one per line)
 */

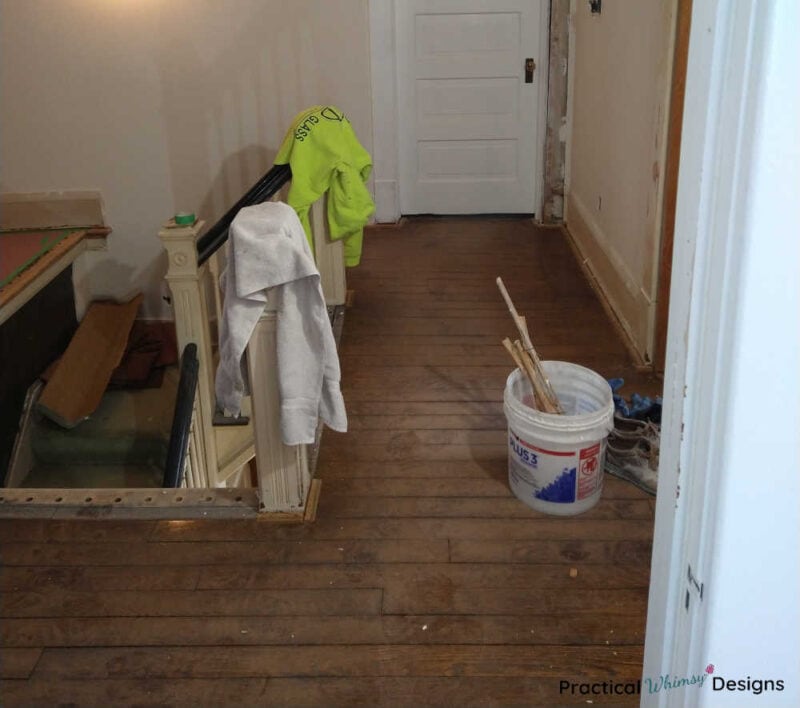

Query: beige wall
left=565, top=0, right=676, bottom=361
left=1, top=0, right=373, bottom=318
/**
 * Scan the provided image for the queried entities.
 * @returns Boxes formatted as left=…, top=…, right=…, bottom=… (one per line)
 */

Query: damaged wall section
left=542, top=0, right=570, bottom=223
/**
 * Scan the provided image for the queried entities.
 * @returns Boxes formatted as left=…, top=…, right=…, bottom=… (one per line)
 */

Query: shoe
left=611, top=414, right=661, bottom=447
left=604, top=435, right=658, bottom=496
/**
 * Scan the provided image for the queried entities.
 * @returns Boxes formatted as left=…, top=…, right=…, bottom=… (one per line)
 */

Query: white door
left=396, top=0, right=546, bottom=215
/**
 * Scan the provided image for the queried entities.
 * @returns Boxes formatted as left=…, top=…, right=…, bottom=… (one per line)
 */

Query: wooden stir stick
left=496, top=277, right=563, bottom=414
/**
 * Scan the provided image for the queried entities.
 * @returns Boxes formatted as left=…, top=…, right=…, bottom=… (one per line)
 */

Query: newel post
left=159, top=220, right=219, bottom=486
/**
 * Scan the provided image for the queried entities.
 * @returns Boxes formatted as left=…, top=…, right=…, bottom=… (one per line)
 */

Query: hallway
left=0, top=217, right=657, bottom=706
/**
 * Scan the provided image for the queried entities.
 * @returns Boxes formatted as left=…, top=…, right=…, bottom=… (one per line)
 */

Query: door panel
left=417, top=78, right=519, bottom=139
left=418, top=140, right=518, bottom=180
left=397, top=0, right=544, bottom=214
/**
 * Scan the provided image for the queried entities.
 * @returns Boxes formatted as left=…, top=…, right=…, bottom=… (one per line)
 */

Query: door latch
left=525, top=58, right=536, bottom=83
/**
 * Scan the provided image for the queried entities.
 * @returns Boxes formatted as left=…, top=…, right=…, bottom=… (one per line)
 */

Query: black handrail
left=196, top=163, right=292, bottom=265
left=163, top=343, right=199, bottom=488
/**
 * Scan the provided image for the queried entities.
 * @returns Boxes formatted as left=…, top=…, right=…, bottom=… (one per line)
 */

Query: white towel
left=214, top=201, right=347, bottom=445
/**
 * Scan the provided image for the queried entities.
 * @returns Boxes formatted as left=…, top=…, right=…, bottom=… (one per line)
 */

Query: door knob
left=525, top=58, right=536, bottom=83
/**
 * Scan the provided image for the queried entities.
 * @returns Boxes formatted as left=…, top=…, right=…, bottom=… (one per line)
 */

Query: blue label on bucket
left=534, top=467, right=577, bottom=502
left=507, top=428, right=602, bottom=508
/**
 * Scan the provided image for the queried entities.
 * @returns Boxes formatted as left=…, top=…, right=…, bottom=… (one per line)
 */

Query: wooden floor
left=0, top=217, right=659, bottom=706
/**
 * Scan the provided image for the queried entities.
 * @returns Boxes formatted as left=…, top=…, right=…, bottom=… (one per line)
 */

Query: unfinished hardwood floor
left=0, top=217, right=658, bottom=706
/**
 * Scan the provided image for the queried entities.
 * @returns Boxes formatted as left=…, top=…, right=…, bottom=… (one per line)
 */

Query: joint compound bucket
left=503, top=361, right=614, bottom=516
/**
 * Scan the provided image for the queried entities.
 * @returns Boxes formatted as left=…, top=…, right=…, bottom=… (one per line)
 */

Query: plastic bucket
left=503, top=361, right=614, bottom=516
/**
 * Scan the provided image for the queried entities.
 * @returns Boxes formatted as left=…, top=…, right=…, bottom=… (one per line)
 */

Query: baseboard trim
left=561, top=224, right=651, bottom=371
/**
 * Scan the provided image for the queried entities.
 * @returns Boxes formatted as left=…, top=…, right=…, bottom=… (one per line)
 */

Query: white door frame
left=643, top=0, right=799, bottom=705
left=368, top=0, right=550, bottom=222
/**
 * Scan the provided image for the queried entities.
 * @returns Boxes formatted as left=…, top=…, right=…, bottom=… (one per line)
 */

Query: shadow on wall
left=79, top=258, right=160, bottom=310
left=195, top=145, right=278, bottom=229
left=149, top=0, right=324, bottom=226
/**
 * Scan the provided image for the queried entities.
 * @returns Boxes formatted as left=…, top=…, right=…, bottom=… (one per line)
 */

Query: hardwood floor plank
left=0, top=539, right=450, bottom=567
left=193, top=562, right=650, bottom=591
left=347, top=413, right=509, bottom=430
left=0, top=613, right=645, bottom=648
left=320, top=444, right=514, bottom=461
left=381, top=584, right=648, bottom=615
left=450, top=539, right=653, bottom=565
left=0, top=519, right=155, bottom=544
left=0, top=648, right=41, bottom=679
left=0, top=565, right=200, bottom=592
left=318, top=472, right=512, bottom=495
left=0, top=589, right=382, bottom=618
left=317, top=458, right=508, bottom=479
left=317, top=495, right=654, bottom=520
left=0, top=676, right=642, bottom=707
left=342, top=314, right=612, bottom=337
left=345, top=401, right=506, bottom=416
left=325, top=429, right=510, bottom=445
left=316, top=475, right=648, bottom=500
left=148, top=517, right=655, bottom=543
left=31, top=644, right=644, bottom=680
left=343, top=353, right=629, bottom=370
left=0, top=678, right=273, bottom=708
left=348, top=291, right=601, bottom=307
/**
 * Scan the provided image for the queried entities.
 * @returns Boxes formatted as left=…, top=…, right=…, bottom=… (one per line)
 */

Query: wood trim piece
left=0, top=228, right=110, bottom=325
left=303, top=478, right=322, bottom=522
left=563, top=200, right=651, bottom=367
left=0, top=487, right=293, bottom=521
left=0, top=485, right=313, bottom=522
left=561, top=222, right=651, bottom=370
left=653, top=0, right=692, bottom=373
left=247, top=313, right=312, bottom=513
left=0, top=191, right=106, bottom=231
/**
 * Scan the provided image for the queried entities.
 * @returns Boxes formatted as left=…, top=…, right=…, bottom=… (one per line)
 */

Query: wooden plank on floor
left=343, top=313, right=611, bottom=337
left=449, top=539, right=653, bottom=565
left=149, top=517, right=655, bottom=543
left=317, top=458, right=508, bottom=478
left=317, top=475, right=648, bottom=500
left=0, top=560, right=650, bottom=598
left=0, top=676, right=642, bottom=707
left=0, top=538, right=450, bottom=567
left=317, top=495, right=654, bottom=520
left=315, top=475, right=513, bottom=497
left=347, top=413, right=509, bottom=430
left=345, top=401, right=507, bottom=416
left=29, top=645, right=645, bottom=680
left=193, top=562, right=650, bottom=591
left=0, top=613, right=646, bottom=648
left=381, top=584, right=648, bottom=615
left=0, top=648, right=41, bottom=679
left=0, top=589, right=383, bottom=619
left=320, top=444, right=512, bottom=461
left=0, top=519, right=155, bottom=544
left=0, top=565, right=201, bottom=592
